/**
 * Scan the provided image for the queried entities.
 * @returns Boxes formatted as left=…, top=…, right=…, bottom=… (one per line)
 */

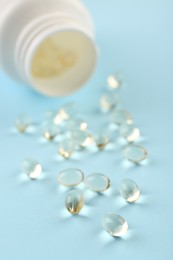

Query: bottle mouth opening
left=24, top=28, right=97, bottom=96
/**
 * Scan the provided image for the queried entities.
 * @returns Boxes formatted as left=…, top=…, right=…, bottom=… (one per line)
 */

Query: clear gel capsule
left=59, top=103, right=78, bottom=120
left=94, top=134, right=109, bottom=150
left=58, top=139, right=76, bottom=159
left=65, top=189, right=84, bottom=214
left=15, top=114, right=31, bottom=133
left=119, top=123, right=140, bottom=142
left=45, top=110, right=63, bottom=126
left=85, top=173, right=110, bottom=192
left=123, top=144, right=148, bottom=163
left=107, top=74, right=121, bottom=90
left=119, top=178, right=140, bottom=203
left=102, top=213, right=128, bottom=237
left=58, top=168, right=84, bottom=187
left=66, top=118, right=88, bottom=132
left=72, top=130, right=93, bottom=148
left=43, top=123, right=60, bottom=141
left=21, top=159, right=42, bottom=180
left=110, top=109, right=133, bottom=126
left=100, top=92, right=120, bottom=112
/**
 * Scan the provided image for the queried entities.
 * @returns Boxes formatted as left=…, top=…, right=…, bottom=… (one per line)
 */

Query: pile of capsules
left=16, top=72, right=148, bottom=237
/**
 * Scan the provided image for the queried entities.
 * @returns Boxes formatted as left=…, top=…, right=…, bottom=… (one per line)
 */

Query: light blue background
left=0, top=0, right=172, bottom=259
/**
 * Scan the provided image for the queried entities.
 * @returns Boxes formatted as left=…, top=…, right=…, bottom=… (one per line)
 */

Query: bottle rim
left=15, top=15, right=97, bottom=96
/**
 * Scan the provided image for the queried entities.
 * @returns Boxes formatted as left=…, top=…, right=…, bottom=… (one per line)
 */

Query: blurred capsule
left=58, top=139, right=76, bottom=159
left=66, top=118, right=88, bottom=132
left=94, top=133, right=109, bottom=150
left=59, top=102, right=78, bottom=120
left=72, top=130, right=93, bottom=148
left=43, top=123, right=60, bottom=141
left=21, top=159, right=42, bottom=180
left=15, top=114, right=31, bottom=133
left=100, top=92, right=120, bottom=112
left=110, top=109, right=133, bottom=125
left=107, top=74, right=121, bottom=90
left=123, top=144, right=148, bottom=163
left=119, top=123, right=140, bottom=142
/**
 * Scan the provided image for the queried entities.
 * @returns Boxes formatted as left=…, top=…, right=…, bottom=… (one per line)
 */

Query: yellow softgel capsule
left=65, top=189, right=84, bottom=215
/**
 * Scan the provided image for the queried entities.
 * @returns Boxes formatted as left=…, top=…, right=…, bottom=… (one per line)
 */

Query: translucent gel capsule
left=102, top=213, right=128, bottom=237
left=45, top=110, right=57, bottom=120
left=110, top=109, right=133, bottom=125
left=100, top=92, right=120, bottom=112
left=58, top=168, right=84, bottom=187
left=45, top=107, right=74, bottom=126
left=21, top=159, right=42, bottom=180
left=45, top=110, right=63, bottom=126
left=107, top=74, right=121, bottom=90
left=85, top=173, right=110, bottom=192
left=119, top=178, right=140, bottom=203
left=58, top=139, right=76, bottom=159
left=59, top=103, right=78, bottom=120
left=53, top=111, right=64, bottom=126
left=43, top=123, right=60, bottom=141
left=119, top=123, right=140, bottom=142
left=66, top=118, right=88, bottom=132
left=15, top=114, right=31, bottom=133
left=94, top=134, right=109, bottom=150
left=65, top=189, right=84, bottom=215
left=72, top=130, right=93, bottom=148
left=123, top=144, right=148, bottom=163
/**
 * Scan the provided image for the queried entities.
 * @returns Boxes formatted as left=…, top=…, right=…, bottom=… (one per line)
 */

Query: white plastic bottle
left=0, top=0, right=97, bottom=96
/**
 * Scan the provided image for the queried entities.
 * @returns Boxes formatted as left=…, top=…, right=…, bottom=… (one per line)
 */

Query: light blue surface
left=0, top=0, right=173, bottom=259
